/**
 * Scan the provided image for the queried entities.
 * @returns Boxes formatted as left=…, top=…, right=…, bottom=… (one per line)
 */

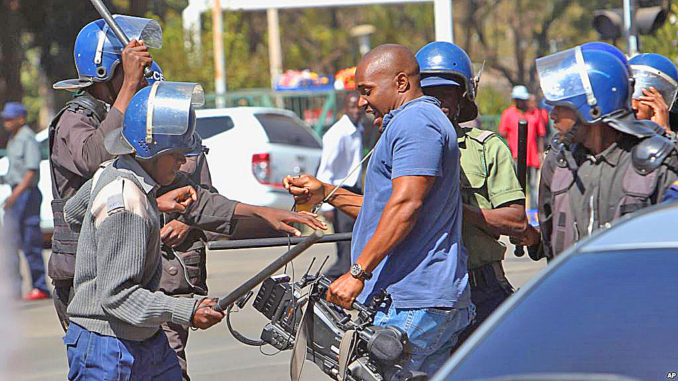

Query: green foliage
left=477, top=85, right=510, bottom=116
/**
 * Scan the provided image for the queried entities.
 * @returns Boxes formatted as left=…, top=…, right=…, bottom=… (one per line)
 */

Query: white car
left=0, top=107, right=323, bottom=239
left=195, top=107, right=322, bottom=237
left=0, top=128, right=54, bottom=234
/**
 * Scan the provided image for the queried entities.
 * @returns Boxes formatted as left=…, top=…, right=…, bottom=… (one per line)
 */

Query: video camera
left=212, top=231, right=426, bottom=381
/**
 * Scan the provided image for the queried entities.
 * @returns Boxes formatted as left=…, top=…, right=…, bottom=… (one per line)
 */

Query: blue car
left=433, top=202, right=678, bottom=381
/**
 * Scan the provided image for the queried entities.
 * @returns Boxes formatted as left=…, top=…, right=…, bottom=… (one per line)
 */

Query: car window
left=254, top=113, right=321, bottom=148
left=195, top=116, right=235, bottom=139
left=443, top=250, right=678, bottom=381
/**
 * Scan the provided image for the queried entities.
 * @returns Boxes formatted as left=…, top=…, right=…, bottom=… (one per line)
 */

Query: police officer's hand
left=326, top=273, right=364, bottom=310
left=121, top=39, right=152, bottom=89
left=160, top=220, right=192, bottom=247
left=283, top=175, right=326, bottom=206
left=639, top=87, right=670, bottom=132
left=510, top=224, right=541, bottom=247
left=192, top=298, right=224, bottom=330
left=157, top=186, right=198, bottom=214
left=255, top=207, right=327, bottom=237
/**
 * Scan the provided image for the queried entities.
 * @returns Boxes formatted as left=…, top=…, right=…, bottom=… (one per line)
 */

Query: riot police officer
left=49, top=15, right=163, bottom=331
left=523, top=46, right=678, bottom=258
left=629, top=53, right=678, bottom=133
left=415, top=42, right=527, bottom=338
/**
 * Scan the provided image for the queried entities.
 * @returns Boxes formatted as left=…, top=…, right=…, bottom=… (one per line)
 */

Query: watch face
left=350, top=264, right=361, bottom=276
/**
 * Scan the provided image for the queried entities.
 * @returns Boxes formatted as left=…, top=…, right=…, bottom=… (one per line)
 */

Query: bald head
left=355, top=44, right=424, bottom=129
left=359, top=44, right=420, bottom=80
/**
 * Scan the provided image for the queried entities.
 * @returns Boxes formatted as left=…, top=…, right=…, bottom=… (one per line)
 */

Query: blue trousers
left=4, top=186, right=46, bottom=296
left=64, top=323, right=182, bottom=381
left=373, top=303, right=475, bottom=376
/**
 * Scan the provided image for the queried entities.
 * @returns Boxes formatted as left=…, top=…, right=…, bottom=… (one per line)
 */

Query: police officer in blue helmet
left=517, top=46, right=678, bottom=259
left=629, top=53, right=678, bottom=133
left=416, top=41, right=530, bottom=343
left=62, top=81, right=225, bottom=379
left=48, top=15, right=164, bottom=332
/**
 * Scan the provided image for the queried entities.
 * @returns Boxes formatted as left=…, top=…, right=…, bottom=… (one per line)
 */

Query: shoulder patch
left=466, top=128, right=497, bottom=144
left=91, top=177, right=149, bottom=227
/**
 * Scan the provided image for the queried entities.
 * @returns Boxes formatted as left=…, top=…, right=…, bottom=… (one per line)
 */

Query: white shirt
left=316, top=115, right=364, bottom=210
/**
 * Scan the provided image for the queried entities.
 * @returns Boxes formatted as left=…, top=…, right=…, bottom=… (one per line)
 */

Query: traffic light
left=593, top=1, right=671, bottom=40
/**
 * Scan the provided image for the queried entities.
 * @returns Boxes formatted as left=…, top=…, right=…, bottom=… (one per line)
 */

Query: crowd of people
left=2, top=10, right=678, bottom=381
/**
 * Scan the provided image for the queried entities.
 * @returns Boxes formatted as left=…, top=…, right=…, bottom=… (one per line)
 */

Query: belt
left=468, top=261, right=506, bottom=288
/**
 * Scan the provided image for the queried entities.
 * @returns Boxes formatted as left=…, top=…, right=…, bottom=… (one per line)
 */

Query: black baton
left=89, top=0, right=154, bottom=78
left=514, top=119, right=528, bottom=257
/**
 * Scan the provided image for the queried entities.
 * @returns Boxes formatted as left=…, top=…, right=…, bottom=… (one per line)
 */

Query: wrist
left=322, top=182, right=335, bottom=203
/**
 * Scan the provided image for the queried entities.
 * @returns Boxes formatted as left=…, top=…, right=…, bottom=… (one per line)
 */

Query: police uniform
left=48, top=94, right=120, bottom=330
left=157, top=153, right=238, bottom=381
left=538, top=132, right=678, bottom=257
left=457, top=127, right=524, bottom=337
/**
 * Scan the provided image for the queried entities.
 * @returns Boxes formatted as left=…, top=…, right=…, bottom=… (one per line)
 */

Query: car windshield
left=443, top=249, right=678, bottom=381
left=255, top=113, right=321, bottom=148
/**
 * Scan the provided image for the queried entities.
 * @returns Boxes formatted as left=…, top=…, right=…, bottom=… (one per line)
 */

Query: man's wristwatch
left=350, top=263, right=372, bottom=281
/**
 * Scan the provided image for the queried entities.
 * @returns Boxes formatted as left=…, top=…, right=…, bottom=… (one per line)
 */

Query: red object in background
left=303, top=108, right=334, bottom=126
left=335, top=67, right=356, bottom=90
left=251, top=153, right=283, bottom=188
left=24, top=288, right=49, bottom=300
left=498, top=106, right=547, bottom=168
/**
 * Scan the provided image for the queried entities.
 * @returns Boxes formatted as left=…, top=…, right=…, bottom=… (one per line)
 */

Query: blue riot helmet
left=581, top=42, right=629, bottom=68
left=629, top=53, right=678, bottom=110
left=53, top=15, right=162, bottom=91
left=105, top=82, right=205, bottom=160
left=537, top=47, right=632, bottom=124
left=415, top=41, right=479, bottom=122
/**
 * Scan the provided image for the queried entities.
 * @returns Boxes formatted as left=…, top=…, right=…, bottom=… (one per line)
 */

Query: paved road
left=7, top=240, right=545, bottom=380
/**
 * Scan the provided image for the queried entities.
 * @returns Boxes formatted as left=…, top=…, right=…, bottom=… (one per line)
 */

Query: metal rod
left=89, top=0, right=154, bottom=78
left=208, top=232, right=352, bottom=250
left=213, top=230, right=325, bottom=311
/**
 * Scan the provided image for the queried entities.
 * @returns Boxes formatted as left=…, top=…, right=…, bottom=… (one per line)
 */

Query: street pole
left=434, top=0, right=454, bottom=43
left=267, top=8, right=283, bottom=90
left=213, top=0, right=227, bottom=108
left=623, top=0, right=639, bottom=56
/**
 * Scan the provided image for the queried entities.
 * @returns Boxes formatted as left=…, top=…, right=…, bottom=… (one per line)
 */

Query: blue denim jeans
left=373, top=303, right=475, bottom=375
left=64, top=323, right=181, bottom=380
left=3, top=186, right=46, bottom=296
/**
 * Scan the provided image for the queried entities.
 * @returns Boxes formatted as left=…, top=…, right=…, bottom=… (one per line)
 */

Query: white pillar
left=213, top=0, right=227, bottom=107
left=433, top=0, right=453, bottom=43
left=267, top=8, right=283, bottom=90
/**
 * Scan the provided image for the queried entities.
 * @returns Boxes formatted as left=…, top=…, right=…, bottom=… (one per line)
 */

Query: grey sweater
left=65, top=155, right=198, bottom=341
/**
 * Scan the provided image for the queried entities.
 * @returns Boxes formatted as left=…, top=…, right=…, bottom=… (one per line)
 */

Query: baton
left=89, top=0, right=154, bottom=78
left=212, top=230, right=324, bottom=312
left=514, top=119, right=528, bottom=257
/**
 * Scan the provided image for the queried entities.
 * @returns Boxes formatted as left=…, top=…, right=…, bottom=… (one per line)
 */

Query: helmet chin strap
left=561, top=120, right=583, bottom=146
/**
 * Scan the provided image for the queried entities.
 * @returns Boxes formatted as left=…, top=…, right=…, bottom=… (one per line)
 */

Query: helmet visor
left=102, top=15, right=163, bottom=53
left=149, top=82, right=204, bottom=136
left=537, top=48, right=587, bottom=103
left=631, top=65, right=678, bottom=106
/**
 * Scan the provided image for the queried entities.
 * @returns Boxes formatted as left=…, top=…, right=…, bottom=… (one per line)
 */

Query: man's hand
left=255, top=207, right=327, bottom=236
left=121, top=39, right=152, bottom=89
left=283, top=175, right=326, bottom=206
left=638, top=87, right=670, bottom=131
left=160, top=220, right=192, bottom=247
left=510, top=224, right=541, bottom=247
left=191, top=298, right=225, bottom=330
left=326, top=273, right=365, bottom=310
left=157, top=186, right=198, bottom=214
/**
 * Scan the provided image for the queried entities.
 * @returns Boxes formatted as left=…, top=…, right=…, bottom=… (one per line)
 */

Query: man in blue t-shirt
left=284, top=44, right=473, bottom=374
